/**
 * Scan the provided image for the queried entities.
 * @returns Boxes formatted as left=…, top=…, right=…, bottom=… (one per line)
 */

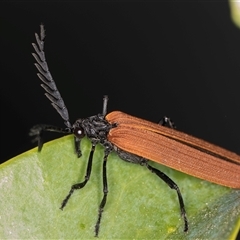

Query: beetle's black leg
left=29, top=124, right=71, bottom=151
left=60, top=142, right=96, bottom=210
left=146, top=164, right=188, bottom=232
left=116, top=147, right=188, bottom=232
left=158, top=117, right=188, bottom=230
left=158, top=116, right=176, bottom=129
left=74, top=136, right=82, bottom=158
left=95, top=148, right=111, bottom=237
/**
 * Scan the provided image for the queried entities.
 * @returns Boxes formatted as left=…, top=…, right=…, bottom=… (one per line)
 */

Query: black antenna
left=102, top=95, right=108, bottom=116
left=32, top=24, right=71, bottom=128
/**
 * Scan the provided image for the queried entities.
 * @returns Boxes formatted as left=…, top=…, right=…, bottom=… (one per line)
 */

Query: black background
left=1, top=2, right=240, bottom=165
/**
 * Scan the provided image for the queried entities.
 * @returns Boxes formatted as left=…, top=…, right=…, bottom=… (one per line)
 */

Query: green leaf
left=229, top=0, right=240, bottom=28
left=0, top=136, right=239, bottom=239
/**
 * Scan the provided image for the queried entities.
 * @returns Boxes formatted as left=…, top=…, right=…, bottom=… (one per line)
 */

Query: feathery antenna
left=32, top=24, right=71, bottom=128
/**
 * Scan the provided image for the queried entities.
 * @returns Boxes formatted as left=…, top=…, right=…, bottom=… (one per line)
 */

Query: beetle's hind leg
left=146, top=163, right=188, bottom=232
left=115, top=147, right=188, bottom=232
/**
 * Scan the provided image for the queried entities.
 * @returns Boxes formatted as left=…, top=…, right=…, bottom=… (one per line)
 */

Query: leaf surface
left=0, top=136, right=239, bottom=239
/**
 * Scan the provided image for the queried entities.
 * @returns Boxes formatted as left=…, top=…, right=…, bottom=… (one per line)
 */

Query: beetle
left=30, top=24, right=240, bottom=237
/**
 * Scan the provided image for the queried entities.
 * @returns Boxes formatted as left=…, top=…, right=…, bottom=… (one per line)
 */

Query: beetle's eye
left=74, top=127, right=85, bottom=138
